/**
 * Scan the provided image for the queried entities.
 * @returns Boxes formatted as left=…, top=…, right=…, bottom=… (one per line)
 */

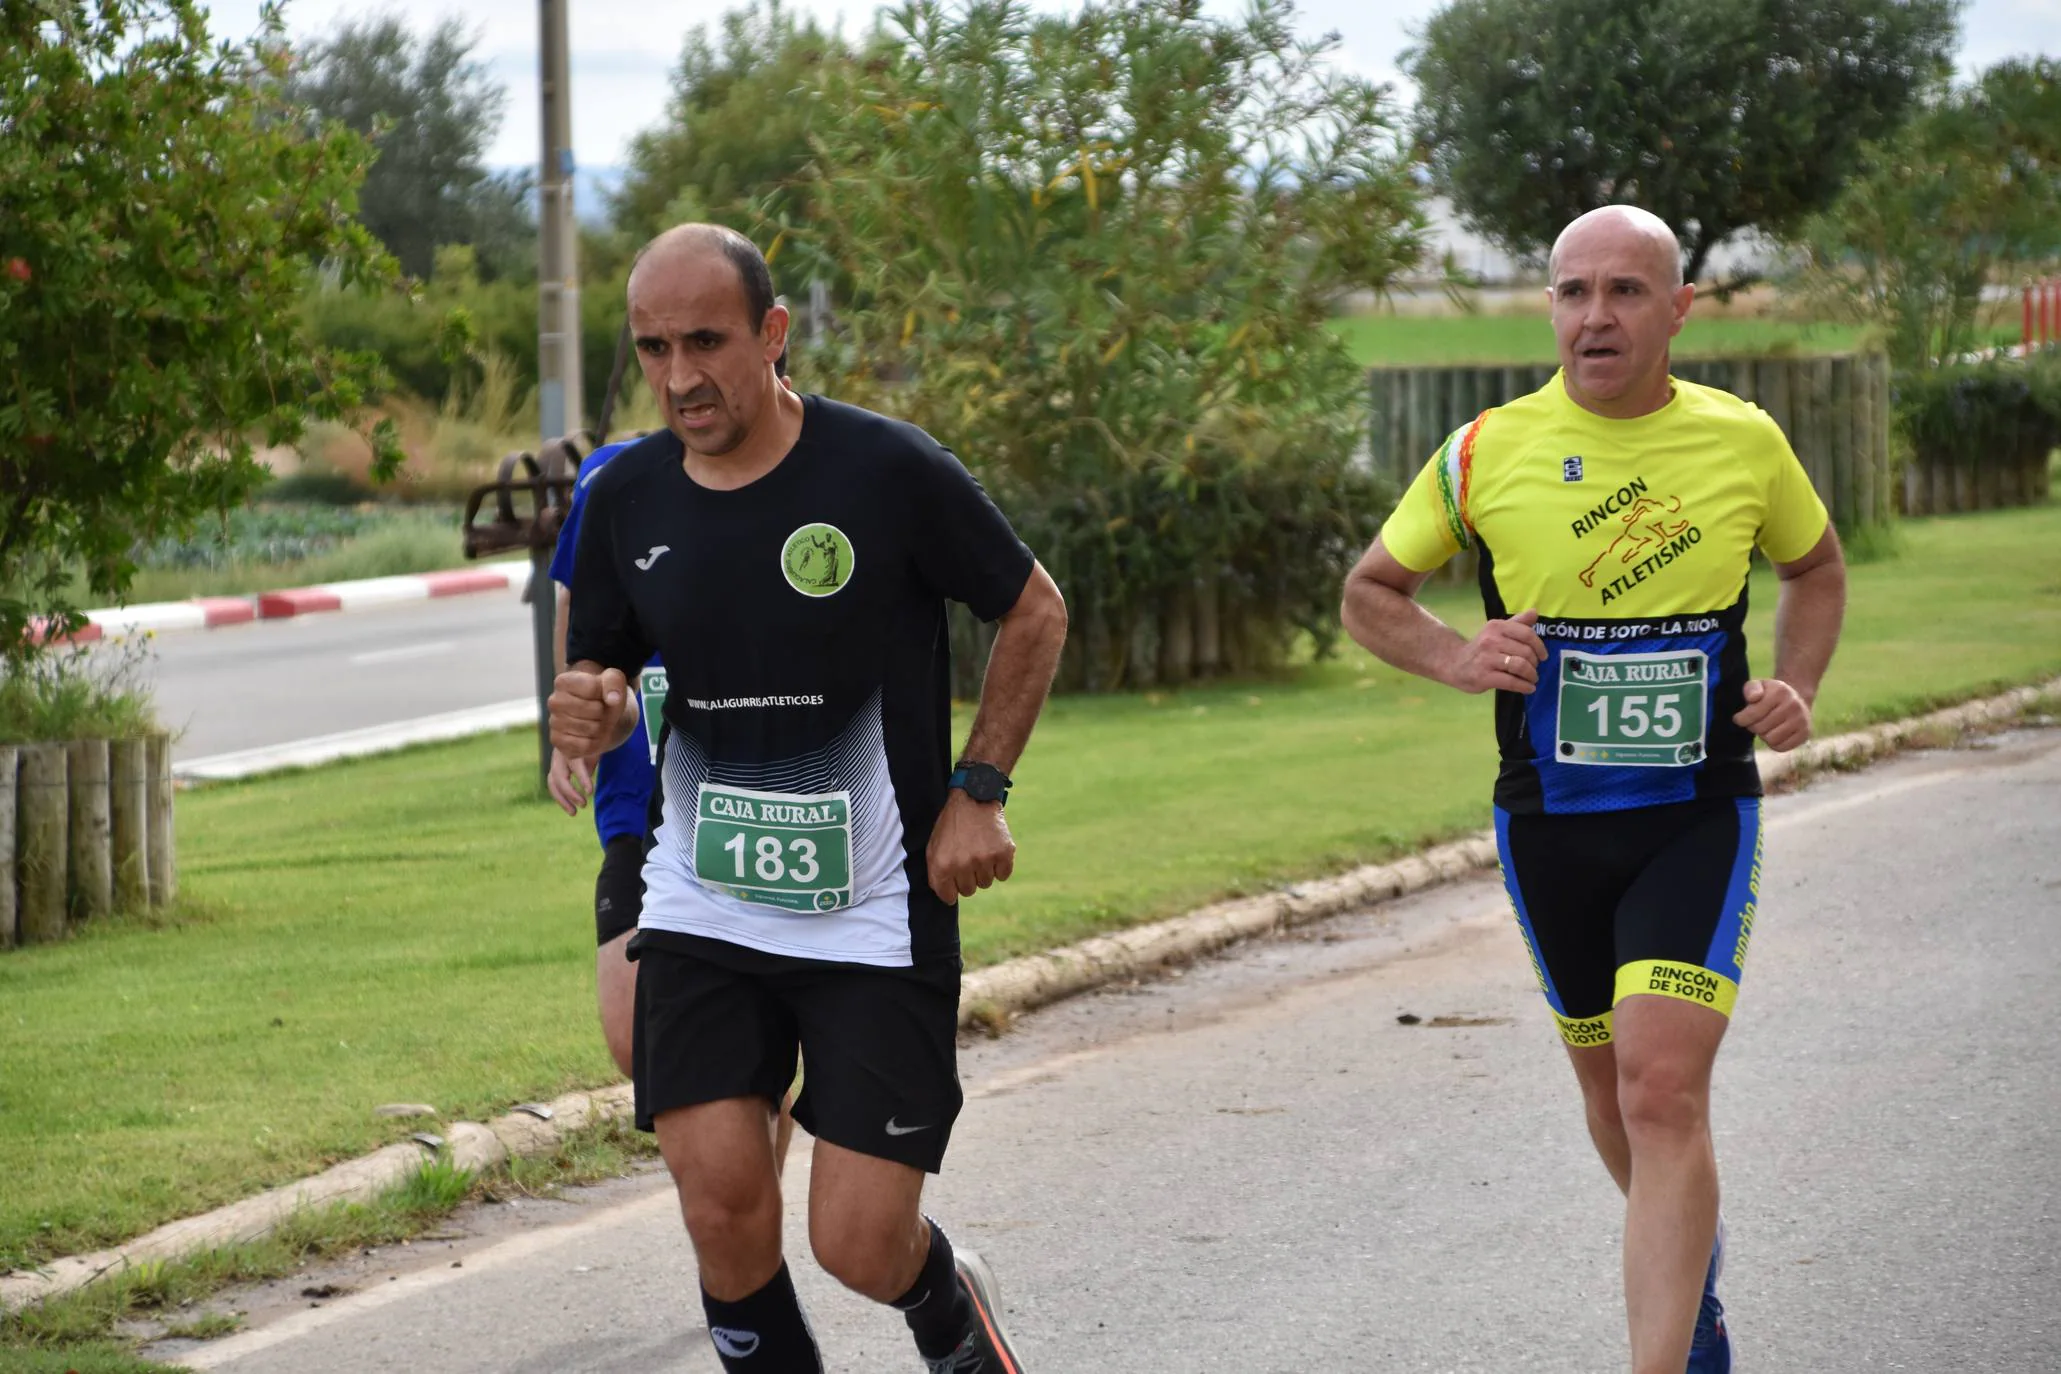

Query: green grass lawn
left=3, top=502, right=2058, bottom=1271
left=1329, top=312, right=1871, bottom=366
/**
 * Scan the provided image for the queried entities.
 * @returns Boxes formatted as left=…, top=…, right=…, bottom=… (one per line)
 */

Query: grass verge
left=3, top=502, right=2057, bottom=1277
left=0, top=1117, right=656, bottom=1371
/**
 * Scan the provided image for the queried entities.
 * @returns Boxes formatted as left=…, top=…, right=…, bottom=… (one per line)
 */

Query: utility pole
left=532, top=0, right=583, bottom=784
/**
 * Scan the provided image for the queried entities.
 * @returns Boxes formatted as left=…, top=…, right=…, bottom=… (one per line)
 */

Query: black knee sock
left=701, top=1262, right=823, bottom=1372
left=891, top=1217, right=976, bottom=1361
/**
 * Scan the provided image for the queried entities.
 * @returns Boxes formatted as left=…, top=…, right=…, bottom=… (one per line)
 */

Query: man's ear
left=1670, top=281, right=1696, bottom=335
left=763, top=302, right=792, bottom=363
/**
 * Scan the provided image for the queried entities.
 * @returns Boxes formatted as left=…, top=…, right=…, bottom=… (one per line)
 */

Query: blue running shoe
left=1687, top=1216, right=1732, bottom=1373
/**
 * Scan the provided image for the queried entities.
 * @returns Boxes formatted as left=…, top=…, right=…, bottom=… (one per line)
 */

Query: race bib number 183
left=693, top=783, right=854, bottom=914
left=1555, top=648, right=1709, bottom=767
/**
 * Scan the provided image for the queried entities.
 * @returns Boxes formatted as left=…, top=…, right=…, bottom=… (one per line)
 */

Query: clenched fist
left=549, top=666, right=634, bottom=766
left=926, top=791, right=1017, bottom=905
left=1733, top=678, right=1812, bottom=752
left=1445, top=608, right=1549, bottom=695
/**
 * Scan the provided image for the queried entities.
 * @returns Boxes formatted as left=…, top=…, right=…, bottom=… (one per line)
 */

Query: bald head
left=626, top=222, right=791, bottom=458
left=1549, top=206, right=1684, bottom=291
left=1545, top=205, right=1694, bottom=419
left=629, top=223, right=775, bottom=329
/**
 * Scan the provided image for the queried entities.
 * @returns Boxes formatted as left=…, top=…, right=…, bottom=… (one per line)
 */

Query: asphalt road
left=138, top=583, right=542, bottom=763
left=155, top=727, right=2061, bottom=1373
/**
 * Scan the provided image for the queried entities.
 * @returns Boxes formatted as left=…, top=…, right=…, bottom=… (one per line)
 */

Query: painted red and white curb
left=33, top=561, right=529, bottom=646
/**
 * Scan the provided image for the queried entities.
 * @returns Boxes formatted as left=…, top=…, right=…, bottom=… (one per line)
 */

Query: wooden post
left=65, top=739, right=112, bottom=924
left=17, top=744, right=68, bottom=945
left=1872, top=356, right=1895, bottom=527
left=1126, top=613, right=1158, bottom=690
left=146, top=732, right=175, bottom=909
left=1757, top=358, right=1795, bottom=456
left=1409, top=367, right=1435, bottom=469
left=1376, top=371, right=1402, bottom=483
left=1853, top=357, right=1879, bottom=534
left=1158, top=585, right=1195, bottom=686
left=1728, top=358, right=1756, bottom=405
left=1811, top=357, right=1838, bottom=516
left=109, top=737, right=150, bottom=913
left=1501, top=366, right=1528, bottom=414
left=1193, top=577, right=1222, bottom=679
left=0, top=745, right=16, bottom=950
left=1828, top=358, right=1856, bottom=531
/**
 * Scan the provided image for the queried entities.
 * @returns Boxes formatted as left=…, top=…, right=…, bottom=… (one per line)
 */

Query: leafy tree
left=776, top=0, right=1426, bottom=689
left=1796, top=57, right=2061, bottom=369
left=0, top=0, right=403, bottom=659
left=287, top=15, right=532, bottom=281
left=615, top=0, right=854, bottom=298
left=1407, top=0, right=1960, bottom=284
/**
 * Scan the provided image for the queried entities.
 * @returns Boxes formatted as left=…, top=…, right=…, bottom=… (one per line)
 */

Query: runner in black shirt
left=550, top=224, right=1066, bottom=1374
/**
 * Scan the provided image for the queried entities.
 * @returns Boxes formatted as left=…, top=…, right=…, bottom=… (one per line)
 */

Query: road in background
left=157, top=727, right=2061, bottom=1373
left=136, top=584, right=538, bottom=762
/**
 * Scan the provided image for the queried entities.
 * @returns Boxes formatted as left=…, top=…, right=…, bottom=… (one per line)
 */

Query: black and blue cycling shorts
left=1495, top=796, right=1763, bottom=1048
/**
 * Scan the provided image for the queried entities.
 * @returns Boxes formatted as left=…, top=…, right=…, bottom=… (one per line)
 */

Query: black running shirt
left=566, top=396, right=1034, bottom=966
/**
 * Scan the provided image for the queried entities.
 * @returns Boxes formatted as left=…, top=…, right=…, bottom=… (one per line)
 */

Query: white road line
left=177, top=1186, right=682, bottom=1369
left=1771, top=739, right=2055, bottom=830
left=185, top=1152, right=823, bottom=1370
left=349, top=641, right=457, bottom=667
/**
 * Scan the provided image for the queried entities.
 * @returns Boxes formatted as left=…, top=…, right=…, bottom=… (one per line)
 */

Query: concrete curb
left=957, top=834, right=1501, bottom=1028
left=957, top=673, right=2061, bottom=1028
left=33, top=561, right=529, bottom=646
left=174, top=698, right=539, bottom=784
left=4, top=674, right=2055, bottom=1313
left=0, top=1086, right=634, bottom=1313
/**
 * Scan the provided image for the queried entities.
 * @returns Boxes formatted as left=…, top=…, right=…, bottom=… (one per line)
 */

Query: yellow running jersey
left=1382, top=372, right=1829, bottom=815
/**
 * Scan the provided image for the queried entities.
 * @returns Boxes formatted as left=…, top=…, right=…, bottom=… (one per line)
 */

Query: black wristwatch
left=947, top=761, right=1012, bottom=805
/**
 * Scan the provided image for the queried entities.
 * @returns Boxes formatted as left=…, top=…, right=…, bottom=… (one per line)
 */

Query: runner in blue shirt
left=547, top=358, right=801, bottom=1178
left=547, top=436, right=660, bottom=1074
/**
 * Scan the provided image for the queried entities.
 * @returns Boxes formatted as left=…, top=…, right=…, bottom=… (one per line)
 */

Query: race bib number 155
left=1555, top=648, right=1709, bottom=767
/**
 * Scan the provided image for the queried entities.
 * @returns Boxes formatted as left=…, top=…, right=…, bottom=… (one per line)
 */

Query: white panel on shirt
left=638, top=692, right=916, bottom=966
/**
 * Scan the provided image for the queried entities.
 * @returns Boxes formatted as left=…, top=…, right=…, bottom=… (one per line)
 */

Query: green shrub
left=783, top=0, right=1425, bottom=690
left=1896, top=354, right=2061, bottom=469
left=303, top=267, right=632, bottom=425
left=0, top=644, right=156, bottom=745
left=262, top=466, right=375, bottom=506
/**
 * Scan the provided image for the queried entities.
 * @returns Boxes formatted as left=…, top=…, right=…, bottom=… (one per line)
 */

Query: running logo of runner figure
left=1580, top=494, right=1693, bottom=589
left=781, top=523, right=856, bottom=597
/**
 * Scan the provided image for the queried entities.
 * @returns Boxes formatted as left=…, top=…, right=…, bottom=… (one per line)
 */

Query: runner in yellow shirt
left=1342, top=206, right=1847, bottom=1374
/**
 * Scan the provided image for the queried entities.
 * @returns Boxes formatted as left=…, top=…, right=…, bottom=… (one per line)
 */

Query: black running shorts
left=630, top=934, right=964, bottom=1173
left=1495, top=796, right=1763, bottom=1048
left=594, top=834, right=644, bottom=947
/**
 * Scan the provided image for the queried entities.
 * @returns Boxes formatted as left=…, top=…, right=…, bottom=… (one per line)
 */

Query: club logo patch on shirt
left=780, top=522, right=855, bottom=597
left=1578, top=489, right=1705, bottom=605
left=1562, top=455, right=1584, bottom=482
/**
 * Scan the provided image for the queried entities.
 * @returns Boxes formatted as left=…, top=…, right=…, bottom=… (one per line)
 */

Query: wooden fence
left=1, top=733, right=176, bottom=950
left=1367, top=354, right=1896, bottom=533
left=1902, top=451, right=2053, bottom=515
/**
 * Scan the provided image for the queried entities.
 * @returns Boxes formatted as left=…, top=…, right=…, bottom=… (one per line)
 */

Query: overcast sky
left=202, top=0, right=2061, bottom=173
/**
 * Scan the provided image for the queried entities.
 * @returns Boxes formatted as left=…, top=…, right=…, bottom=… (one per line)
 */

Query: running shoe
left=923, top=1248, right=1025, bottom=1373
left=1687, top=1215, right=1732, bottom=1373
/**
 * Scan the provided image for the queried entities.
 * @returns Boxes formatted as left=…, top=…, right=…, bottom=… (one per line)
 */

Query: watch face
left=959, top=763, right=1009, bottom=802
